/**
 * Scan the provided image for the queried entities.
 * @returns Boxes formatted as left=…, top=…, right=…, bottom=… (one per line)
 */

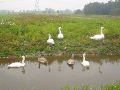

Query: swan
left=57, top=27, right=64, bottom=40
left=90, top=27, right=104, bottom=40
left=81, top=53, right=90, bottom=67
left=8, top=56, right=25, bottom=68
left=47, top=34, right=55, bottom=46
left=67, top=54, right=75, bottom=65
left=38, top=55, right=48, bottom=64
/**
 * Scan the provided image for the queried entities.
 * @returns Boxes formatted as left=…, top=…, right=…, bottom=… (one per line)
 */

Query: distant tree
left=74, top=9, right=83, bottom=14
left=84, top=2, right=106, bottom=15
left=45, top=8, right=55, bottom=14
left=110, top=8, right=120, bottom=15
left=83, top=0, right=120, bottom=15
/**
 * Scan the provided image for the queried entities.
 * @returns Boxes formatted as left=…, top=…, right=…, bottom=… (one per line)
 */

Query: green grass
left=0, top=14, right=120, bottom=57
left=61, top=81, right=120, bottom=90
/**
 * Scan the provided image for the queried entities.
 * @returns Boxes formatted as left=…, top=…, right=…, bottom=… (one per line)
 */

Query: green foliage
left=0, top=14, right=120, bottom=57
left=61, top=81, right=120, bottom=90
left=84, top=0, right=120, bottom=15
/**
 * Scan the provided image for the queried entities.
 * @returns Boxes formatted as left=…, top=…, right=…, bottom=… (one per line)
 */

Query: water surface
left=0, top=55, right=120, bottom=90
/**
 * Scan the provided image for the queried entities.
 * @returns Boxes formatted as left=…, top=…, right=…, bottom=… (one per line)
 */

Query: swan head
left=22, top=56, right=25, bottom=60
left=83, top=52, right=86, bottom=56
left=101, top=27, right=104, bottom=30
left=58, top=27, right=62, bottom=30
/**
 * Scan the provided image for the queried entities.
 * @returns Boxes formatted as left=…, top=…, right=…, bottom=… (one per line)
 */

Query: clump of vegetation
left=61, top=81, right=120, bottom=90
left=84, top=0, right=120, bottom=15
left=0, top=14, right=120, bottom=57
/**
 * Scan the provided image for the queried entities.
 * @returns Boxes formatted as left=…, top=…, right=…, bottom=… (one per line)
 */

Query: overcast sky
left=0, top=0, right=110, bottom=11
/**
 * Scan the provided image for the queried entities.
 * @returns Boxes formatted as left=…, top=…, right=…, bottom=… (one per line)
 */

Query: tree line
left=83, top=0, right=120, bottom=15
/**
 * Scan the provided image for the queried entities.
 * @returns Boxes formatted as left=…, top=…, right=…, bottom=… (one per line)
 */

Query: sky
left=0, top=0, right=110, bottom=11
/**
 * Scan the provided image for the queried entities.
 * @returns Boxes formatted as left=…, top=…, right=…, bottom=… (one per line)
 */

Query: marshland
left=0, top=14, right=120, bottom=57
left=0, top=14, right=120, bottom=90
left=0, top=0, right=120, bottom=90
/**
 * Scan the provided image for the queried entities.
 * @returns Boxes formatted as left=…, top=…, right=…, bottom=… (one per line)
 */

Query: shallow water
left=0, top=55, right=120, bottom=90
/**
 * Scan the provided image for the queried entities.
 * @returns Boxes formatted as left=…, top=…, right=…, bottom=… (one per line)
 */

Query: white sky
left=0, top=0, right=109, bottom=11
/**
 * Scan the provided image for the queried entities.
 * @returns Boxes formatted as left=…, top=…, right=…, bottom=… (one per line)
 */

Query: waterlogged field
left=0, top=14, right=120, bottom=57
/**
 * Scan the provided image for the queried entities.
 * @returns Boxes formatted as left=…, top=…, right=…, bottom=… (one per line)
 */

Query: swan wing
left=47, top=39, right=54, bottom=44
left=57, top=34, right=63, bottom=39
left=8, top=62, right=25, bottom=67
left=67, top=59, right=75, bottom=65
left=85, top=61, right=90, bottom=66
left=81, top=61, right=90, bottom=66
left=90, top=34, right=104, bottom=40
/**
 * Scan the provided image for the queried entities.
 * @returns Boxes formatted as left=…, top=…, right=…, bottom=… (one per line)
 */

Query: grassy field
left=0, top=14, right=120, bottom=57
left=61, top=81, right=120, bottom=90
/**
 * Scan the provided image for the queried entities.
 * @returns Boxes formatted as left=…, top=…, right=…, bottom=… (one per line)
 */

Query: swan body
left=57, top=27, right=64, bottom=39
left=38, top=57, right=48, bottom=64
left=90, top=27, right=104, bottom=40
left=8, top=56, right=25, bottom=68
left=47, top=34, right=54, bottom=45
left=81, top=53, right=90, bottom=67
left=67, top=54, right=75, bottom=65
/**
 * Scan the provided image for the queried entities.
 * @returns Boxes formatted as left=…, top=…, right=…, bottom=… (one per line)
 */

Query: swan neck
left=101, top=28, right=103, bottom=35
left=83, top=55, right=85, bottom=61
left=49, top=34, right=51, bottom=39
left=59, top=29, right=62, bottom=34
left=22, top=57, right=25, bottom=63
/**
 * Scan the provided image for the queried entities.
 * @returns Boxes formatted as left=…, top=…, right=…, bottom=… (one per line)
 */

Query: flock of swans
left=47, top=26, right=105, bottom=46
left=7, top=52, right=89, bottom=68
left=7, top=26, right=105, bottom=68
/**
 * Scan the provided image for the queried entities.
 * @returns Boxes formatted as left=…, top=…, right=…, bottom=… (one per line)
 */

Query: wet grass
left=0, top=14, right=120, bottom=57
left=61, top=81, right=120, bottom=90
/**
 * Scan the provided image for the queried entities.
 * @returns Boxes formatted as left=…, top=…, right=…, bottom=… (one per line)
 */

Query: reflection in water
left=81, top=65, right=90, bottom=71
left=67, top=64, right=74, bottom=70
left=38, top=62, right=40, bottom=69
left=21, top=67, right=26, bottom=74
left=98, top=62, right=103, bottom=74
left=7, top=67, right=26, bottom=74
left=38, top=62, right=48, bottom=69
left=58, top=65, right=61, bottom=72
left=0, top=55, right=120, bottom=90
left=98, top=67, right=102, bottom=74
left=48, top=65, right=51, bottom=72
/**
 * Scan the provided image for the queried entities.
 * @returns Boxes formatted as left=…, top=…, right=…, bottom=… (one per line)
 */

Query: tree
left=74, top=9, right=83, bottom=14
left=83, top=0, right=120, bottom=15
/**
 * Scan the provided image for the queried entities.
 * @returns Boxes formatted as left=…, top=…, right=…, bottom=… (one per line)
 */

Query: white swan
left=8, top=56, right=26, bottom=68
left=47, top=34, right=55, bottom=46
left=57, top=27, right=64, bottom=39
left=81, top=53, right=90, bottom=67
left=67, top=54, right=75, bottom=65
left=90, top=27, right=104, bottom=40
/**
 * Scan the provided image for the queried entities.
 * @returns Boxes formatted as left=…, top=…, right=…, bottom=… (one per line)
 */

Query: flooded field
left=0, top=55, right=120, bottom=90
